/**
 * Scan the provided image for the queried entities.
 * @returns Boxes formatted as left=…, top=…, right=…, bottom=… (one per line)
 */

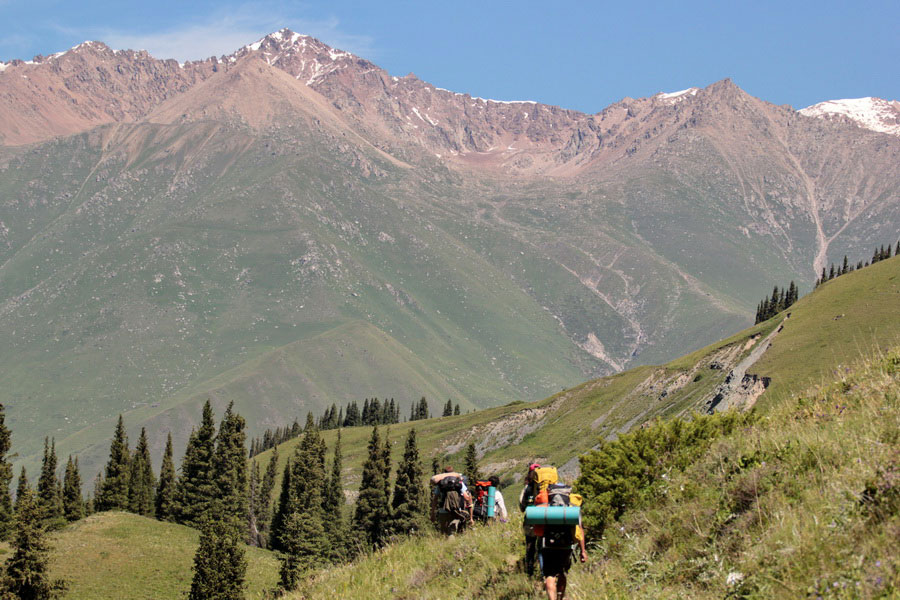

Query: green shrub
left=575, top=411, right=753, bottom=537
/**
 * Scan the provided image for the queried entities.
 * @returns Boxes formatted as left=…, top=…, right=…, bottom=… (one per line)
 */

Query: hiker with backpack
left=518, top=463, right=541, bottom=575
left=430, top=466, right=472, bottom=535
left=472, top=475, right=509, bottom=524
left=522, top=465, right=588, bottom=600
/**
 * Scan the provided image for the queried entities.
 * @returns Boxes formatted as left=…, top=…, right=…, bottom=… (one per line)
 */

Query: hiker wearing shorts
left=539, top=526, right=587, bottom=600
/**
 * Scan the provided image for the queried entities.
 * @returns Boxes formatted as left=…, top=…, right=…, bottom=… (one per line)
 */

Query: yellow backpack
left=535, top=467, right=558, bottom=491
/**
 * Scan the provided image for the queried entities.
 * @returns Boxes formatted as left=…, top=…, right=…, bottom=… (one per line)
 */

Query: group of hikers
left=430, top=463, right=586, bottom=600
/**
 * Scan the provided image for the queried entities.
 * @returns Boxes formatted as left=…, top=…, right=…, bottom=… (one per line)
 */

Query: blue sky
left=1, top=0, right=897, bottom=113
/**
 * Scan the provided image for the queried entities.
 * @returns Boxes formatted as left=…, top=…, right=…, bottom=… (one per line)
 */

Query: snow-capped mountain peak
left=799, top=97, right=900, bottom=136
left=231, top=28, right=357, bottom=85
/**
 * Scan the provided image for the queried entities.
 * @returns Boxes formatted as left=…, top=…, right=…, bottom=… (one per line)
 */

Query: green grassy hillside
left=256, top=256, right=900, bottom=494
left=288, top=345, right=900, bottom=599
left=33, top=512, right=278, bottom=599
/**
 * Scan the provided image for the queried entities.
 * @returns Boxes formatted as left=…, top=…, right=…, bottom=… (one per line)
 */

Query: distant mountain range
left=1, top=30, right=897, bottom=479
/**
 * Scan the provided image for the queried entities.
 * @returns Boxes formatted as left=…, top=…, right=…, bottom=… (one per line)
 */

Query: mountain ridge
left=1, top=30, right=898, bottom=484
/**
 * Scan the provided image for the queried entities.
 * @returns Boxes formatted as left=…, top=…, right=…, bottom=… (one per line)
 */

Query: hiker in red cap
left=518, top=463, right=541, bottom=575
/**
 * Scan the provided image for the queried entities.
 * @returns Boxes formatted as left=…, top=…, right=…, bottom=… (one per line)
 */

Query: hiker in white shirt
left=488, top=475, right=508, bottom=521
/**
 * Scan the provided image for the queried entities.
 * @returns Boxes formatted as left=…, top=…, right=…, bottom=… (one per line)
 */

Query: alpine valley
left=1, top=29, right=898, bottom=480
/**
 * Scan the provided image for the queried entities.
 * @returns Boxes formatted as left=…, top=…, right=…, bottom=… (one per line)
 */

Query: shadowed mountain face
left=0, top=30, right=897, bottom=477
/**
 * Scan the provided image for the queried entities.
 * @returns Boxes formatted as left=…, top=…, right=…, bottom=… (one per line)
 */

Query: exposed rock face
left=0, top=42, right=222, bottom=145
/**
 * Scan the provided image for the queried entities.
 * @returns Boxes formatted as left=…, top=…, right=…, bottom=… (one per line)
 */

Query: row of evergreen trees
left=249, top=395, right=464, bottom=457
left=815, top=241, right=898, bottom=288
left=754, top=281, right=799, bottom=324
left=754, top=239, right=899, bottom=325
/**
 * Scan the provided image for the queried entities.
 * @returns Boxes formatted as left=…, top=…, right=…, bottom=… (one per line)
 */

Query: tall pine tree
left=464, top=443, right=481, bottom=484
left=187, top=507, right=246, bottom=600
left=256, top=447, right=278, bottom=548
left=62, top=457, right=83, bottom=522
left=128, top=428, right=155, bottom=516
left=0, top=404, right=12, bottom=540
left=388, top=428, right=426, bottom=537
left=276, top=428, right=329, bottom=592
left=353, top=426, right=390, bottom=550
left=37, top=438, right=61, bottom=520
left=0, top=488, right=66, bottom=599
left=213, top=403, right=248, bottom=530
left=97, top=416, right=130, bottom=512
left=155, top=433, right=177, bottom=521
left=14, top=467, right=28, bottom=512
left=176, top=401, right=217, bottom=527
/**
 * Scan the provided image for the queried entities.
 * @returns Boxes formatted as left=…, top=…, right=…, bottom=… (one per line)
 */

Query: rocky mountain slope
left=1, top=31, right=898, bottom=479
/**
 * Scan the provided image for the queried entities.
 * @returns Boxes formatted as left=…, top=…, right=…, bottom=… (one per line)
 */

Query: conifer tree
left=213, top=403, right=248, bottom=528
left=176, top=401, right=217, bottom=526
left=388, top=429, right=426, bottom=537
left=14, top=467, right=28, bottom=512
left=464, top=443, right=481, bottom=484
left=36, top=438, right=61, bottom=520
left=431, top=456, right=440, bottom=476
left=841, top=255, right=849, bottom=274
left=247, top=460, right=262, bottom=547
left=61, top=457, right=83, bottom=522
left=257, top=447, right=278, bottom=548
left=268, top=458, right=292, bottom=552
left=323, top=431, right=343, bottom=516
left=442, top=400, right=453, bottom=417
left=187, top=508, right=246, bottom=600
left=380, top=431, right=392, bottom=508
left=91, top=472, right=103, bottom=509
left=322, top=431, right=347, bottom=561
left=0, top=488, right=65, bottom=599
left=275, top=427, right=330, bottom=590
left=353, top=426, right=390, bottom=549
left=98, top=416, right=130, bottom=512
left=128, top=428, right=155, bottom=516
left=895, top=240, right=899, bottom=257
left=454, top=403, right=460, bottom=416
left=155, top=433, right=177, bottom=521
left=277, top=508, right=327, bottom=592
left=820, top=267, right=827, bottom=284
left=0, top=404, right=12, bottom=540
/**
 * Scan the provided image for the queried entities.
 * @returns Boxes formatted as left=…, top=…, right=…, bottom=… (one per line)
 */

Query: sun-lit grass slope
left=753, top=255, right=900, bottom=403
left=284, top=348, right=900, bottom=599
left=45, top=512, right=279, bottom=599
left=565, top=347, right=900, bottom=599
left=256, top=255, right=900, bottom=497
left=293, top=517, right=533, bottom=600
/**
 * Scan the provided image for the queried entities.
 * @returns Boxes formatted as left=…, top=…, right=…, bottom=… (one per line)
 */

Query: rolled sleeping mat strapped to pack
left=486, top=486, right=496, bottom=518
left=524, top=505, right=581, bottom=525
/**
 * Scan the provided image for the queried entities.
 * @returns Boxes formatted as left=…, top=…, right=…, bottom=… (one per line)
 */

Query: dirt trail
left=706, top=320, right=782, bottom=412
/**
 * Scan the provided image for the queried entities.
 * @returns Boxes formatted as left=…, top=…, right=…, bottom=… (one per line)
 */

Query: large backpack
left=437, top=475, right=463, bottom=494
left=533, top=470, right=575, bottom=546
left=472, top=480, right=492, bottom=521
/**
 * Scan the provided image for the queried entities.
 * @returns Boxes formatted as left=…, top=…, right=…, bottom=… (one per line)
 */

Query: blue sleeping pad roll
left=523, top=505, right=581, bottom=525
left=486, top=486, right=496, bottom=518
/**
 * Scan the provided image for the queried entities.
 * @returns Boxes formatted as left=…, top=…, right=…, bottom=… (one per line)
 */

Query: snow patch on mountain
left=0, top=63, right=7, bottom=73
left=658, top=88, right=699, bottom=103
left=799, top=97, right=900, bottom=136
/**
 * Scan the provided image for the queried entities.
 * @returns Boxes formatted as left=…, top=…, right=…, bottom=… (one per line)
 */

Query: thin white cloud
left=97, top=9, right=374, bottom=61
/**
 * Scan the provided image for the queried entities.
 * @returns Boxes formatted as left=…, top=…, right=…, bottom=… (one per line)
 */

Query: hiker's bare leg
left=544, top=575, right=558, bottom=600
